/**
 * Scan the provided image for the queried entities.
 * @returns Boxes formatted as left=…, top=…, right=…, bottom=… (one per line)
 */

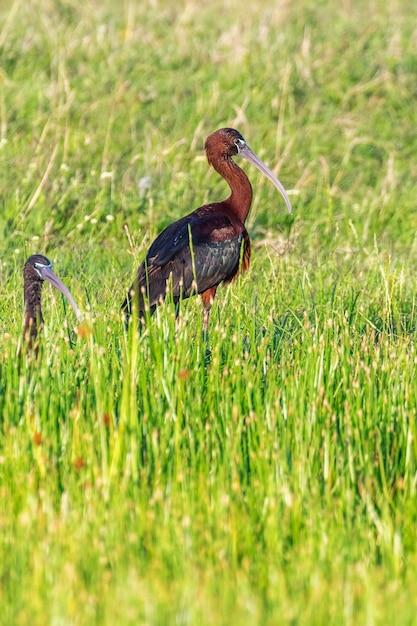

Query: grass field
left=1, top=0, right=417, bottom=623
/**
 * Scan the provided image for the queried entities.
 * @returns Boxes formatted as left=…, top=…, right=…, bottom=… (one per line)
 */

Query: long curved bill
left=239, top=144, right=292, bottom=214
left=40, top=266, right=83, bottom=322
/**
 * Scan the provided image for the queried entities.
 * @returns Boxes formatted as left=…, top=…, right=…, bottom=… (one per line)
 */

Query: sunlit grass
left=1, top=0, right=417, bottom=624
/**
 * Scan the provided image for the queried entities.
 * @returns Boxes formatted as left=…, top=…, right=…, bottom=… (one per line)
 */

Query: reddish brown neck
left=210, top=155, right=253, bottom=223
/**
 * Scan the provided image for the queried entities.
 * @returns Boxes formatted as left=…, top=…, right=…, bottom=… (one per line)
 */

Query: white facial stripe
left=234, top=138, right=246, bottom=153
left=33, top=262, right=52, bottom=279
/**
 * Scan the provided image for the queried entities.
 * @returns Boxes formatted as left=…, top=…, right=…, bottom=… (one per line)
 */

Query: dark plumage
left=122, top=128, right=292, bottom=332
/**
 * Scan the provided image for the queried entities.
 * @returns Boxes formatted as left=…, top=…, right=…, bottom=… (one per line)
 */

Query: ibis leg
left=200, top=287, right=217, bottom=343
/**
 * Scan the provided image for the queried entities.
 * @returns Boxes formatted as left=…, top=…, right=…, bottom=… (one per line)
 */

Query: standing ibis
left=122, top=127, right=292, bottom=332
left=23, top=254, right=82, bottom=351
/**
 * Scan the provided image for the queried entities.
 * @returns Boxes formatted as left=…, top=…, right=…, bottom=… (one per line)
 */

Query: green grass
left=1, top=0, right=417, bottom=623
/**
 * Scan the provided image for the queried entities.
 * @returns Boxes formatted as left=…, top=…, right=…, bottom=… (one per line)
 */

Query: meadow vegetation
left=1, top=0, right=417, bottom=623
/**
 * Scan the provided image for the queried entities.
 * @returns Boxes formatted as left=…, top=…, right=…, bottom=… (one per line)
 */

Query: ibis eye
left=234, top=138, right=246, bottom=153
left=33, top=261, right=52, bottom=278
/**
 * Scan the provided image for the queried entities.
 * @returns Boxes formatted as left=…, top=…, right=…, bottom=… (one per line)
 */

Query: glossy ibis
left=23, top=254, right=82, bottom=351
left=122, top=127, right=292, bottom=333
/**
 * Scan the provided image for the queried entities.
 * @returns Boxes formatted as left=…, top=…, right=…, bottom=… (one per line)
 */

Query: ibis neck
left=24, top=282, right=44, bottom=339
left=213, top=157, right=253, bottom=223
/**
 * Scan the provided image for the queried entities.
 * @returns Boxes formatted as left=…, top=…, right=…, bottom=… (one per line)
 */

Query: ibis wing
left=141, top=237, right=245, bottom=307
left=133, top=212, right=249, bottom=308
left=147, top=215, right=193, bottom=267
left=168, top=235, right=245, bottom=297
left=147, top=209, right=239, bottom=267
